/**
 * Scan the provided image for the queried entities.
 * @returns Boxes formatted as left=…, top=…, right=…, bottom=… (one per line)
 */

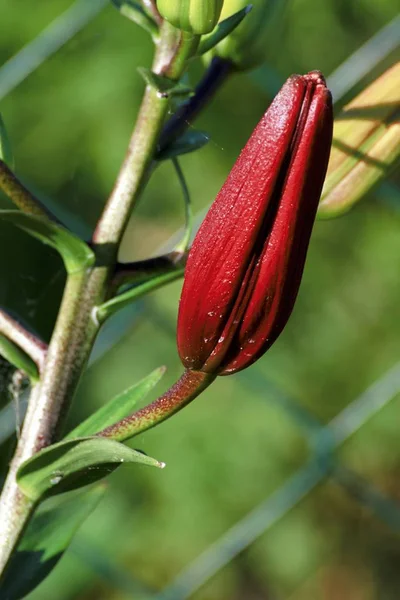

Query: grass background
left=0, top=0, right=400, bottom=598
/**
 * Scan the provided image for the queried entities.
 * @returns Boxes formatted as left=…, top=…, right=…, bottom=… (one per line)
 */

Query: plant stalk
left=0, top=159, right=56, bottom=220
left=97, top=369, right=215, bottom=441
left=0, top=21, right=198, bottom=577
left=0, top=270, right=89, bottom=570
left=0, top=309, right=47, bottom=372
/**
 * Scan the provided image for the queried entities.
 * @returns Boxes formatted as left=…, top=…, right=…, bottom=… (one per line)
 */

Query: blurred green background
left=1, top=0, right=400, bottom=598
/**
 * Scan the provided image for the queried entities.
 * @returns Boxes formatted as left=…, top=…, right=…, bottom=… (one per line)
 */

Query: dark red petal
left=177, top=75, right=310, bottom=370
left=221, top=76, right=333, bottom=374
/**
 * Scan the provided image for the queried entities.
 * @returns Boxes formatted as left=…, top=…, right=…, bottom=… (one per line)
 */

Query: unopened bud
left=318, top=62, right=400, bottom=218
left=178, top=72, right=333, bottom=375
left=157, top=0, right=224, bottom=34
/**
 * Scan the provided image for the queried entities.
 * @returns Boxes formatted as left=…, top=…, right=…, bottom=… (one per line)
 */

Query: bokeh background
left=1, top=0, right=400, bottom=598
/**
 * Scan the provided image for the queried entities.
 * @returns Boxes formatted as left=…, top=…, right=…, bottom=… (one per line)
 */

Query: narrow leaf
left=138, top=67, right=194, bottom=98
left=111, top=0, right=159, bottom=38
left=198, top=5, right=252, bottom=56
left=17, top=437, right=164, bottom=502
left=0, top=334, right=39, bottom=381
left=156, top=129, right=209, bottom=161
left=66, top=366, right=166, bottom=439
left=0, top=211, right=94, bottom=274
left=0, top=113, right=14, bottom=167
left=0, top=486, right=105, bottom=600
left=96, top=269, right=184, bottom=323
left=172, top=158, right=193, bottom=253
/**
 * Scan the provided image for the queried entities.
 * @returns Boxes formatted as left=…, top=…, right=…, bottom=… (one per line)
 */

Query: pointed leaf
left=111, top=0, right=159, bottom=38
left=0, top=487, right=105, bottom=600
left=96, top=269, right=184, bottom=323
left=66, top=366, right=166, bottom=439
left=198, top=5, right=252, bottom=56
left=138, top=67, right=194, bottom=98
left=0, top=211, right=94, bottom=274
left=172, top=158, right=193, bottom=253
left=0, top=113, right=14, bottom=167
left=156, top=129, right=209, bottom=161
left=17, top=437, right=164, bottom=502
left=0, top=334, right=39, bottom=381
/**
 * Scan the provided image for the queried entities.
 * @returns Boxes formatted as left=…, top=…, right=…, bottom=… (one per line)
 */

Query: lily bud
left=207, top=0, right=289, bottom=70
left=177, top=71, right=333, bottom=375
left=318, top=62, right=400, bottom=218
left=156, top=0, right=224, bottom=34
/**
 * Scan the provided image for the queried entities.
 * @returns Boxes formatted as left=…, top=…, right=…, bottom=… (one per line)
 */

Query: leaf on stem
left=156, top=129, right=209, bottom=160
left=0, top=486, right=105, bottom=600
left=66, top=366, right=166, bottom=439
left=138, top=67, right=194, bottom=98
left=17, top=437, right=165, bottom=503
left=0, top=334, right=39, bottom=381
left=171, top=158, right=193, bottom=253
left=198, top=4, right=252, bottom=56
left=0, top=211, right=94, bottom=274
left=95, top=268, right=184, bottom=323
left=111, top=0, right=159, bottom=39
left=0, top=113, right=14, bottom=168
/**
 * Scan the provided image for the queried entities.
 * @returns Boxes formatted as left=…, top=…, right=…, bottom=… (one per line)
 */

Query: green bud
left=318, top=62, right=400, bottom=219
left=207, top=0, right=288, bottom=70
left=157, top=0, right=224, bottom=34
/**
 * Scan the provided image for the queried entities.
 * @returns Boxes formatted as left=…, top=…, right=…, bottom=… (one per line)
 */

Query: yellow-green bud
left=157, top=0, right=224, bottom=34
left=318, top=62, right=400, bottom=219
left=208, top=0, right=288, bottom=70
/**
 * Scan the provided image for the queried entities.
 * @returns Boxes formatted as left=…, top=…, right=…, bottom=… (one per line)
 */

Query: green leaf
left=0, top=334, right=39, bottom=381
left=17, top=437, right=165, bottom=502
left=0, top=113, right=14, bottom=168
left=0, top=486, right=105, bottom=600
left=138, top=67, right=194, bottom=98
left=66, top=366, right=166, bottom=439
left=198, top=5, right=252, bottom=56
left=171, top=158, right=193, bottom=253
left=111, top=0, right=159, bottom=38
left=95, top=268, right=184, bottom=323
left=0, top=211, right=94, bottom=274
left=156, top=129, right=209, bottom=160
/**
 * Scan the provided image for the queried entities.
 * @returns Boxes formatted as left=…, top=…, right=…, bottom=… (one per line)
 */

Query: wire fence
left=1, top=2, right=400, bottom=599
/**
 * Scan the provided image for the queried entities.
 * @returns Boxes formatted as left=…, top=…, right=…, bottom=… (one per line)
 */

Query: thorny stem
left=97, top=369, right=215, bottom=441
left=0, top=21, right=199, bottom=577
left=0, top=308, right=47, bottom=372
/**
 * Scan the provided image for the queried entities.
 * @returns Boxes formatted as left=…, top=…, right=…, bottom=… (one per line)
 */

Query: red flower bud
left=177, top=71, right=333, bottom=375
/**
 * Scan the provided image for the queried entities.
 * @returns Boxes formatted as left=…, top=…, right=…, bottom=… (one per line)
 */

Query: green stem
left=0, top=270, right=89, bottom=571
left=0, top=308, right=47, bottom=372
left=97, top=369, right=215, bottom=441
left=93, top=24, right=199, bottom=250
left=0, top=21, right=200, bottom=578
left=0, top=159, right=54, bottom=220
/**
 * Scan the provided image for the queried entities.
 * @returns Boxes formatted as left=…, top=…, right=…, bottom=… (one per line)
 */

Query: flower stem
left=0, top=270, right=89, bottom=571
left=97, top=369, right=215, bottom=442
left=0, top=308, right=47, bottom=372
left=93, top=24, right=199, bottom=250
left=0, top=21, right=202, bottom=578
left=0, top=159, right=55, bottom=220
